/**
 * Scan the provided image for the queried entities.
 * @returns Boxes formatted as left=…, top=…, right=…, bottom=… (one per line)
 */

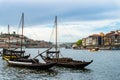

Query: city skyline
left=0, top=0, right=120, bottom=42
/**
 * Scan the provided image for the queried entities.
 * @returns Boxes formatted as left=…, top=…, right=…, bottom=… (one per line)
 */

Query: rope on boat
left=49, top=24, right=55, bottom=43
left=17, top=14, right=22, bottom=35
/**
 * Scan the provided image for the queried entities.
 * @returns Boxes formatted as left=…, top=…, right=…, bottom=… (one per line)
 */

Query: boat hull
left=44, top=58, right=93, bottom=69
left=2, top=48, right=30, bottom=60
left=6, top=60, right=56, bottom=70
left=56, top=61, right=92, bottom=68
left=2, top=55, right=30, bottom=60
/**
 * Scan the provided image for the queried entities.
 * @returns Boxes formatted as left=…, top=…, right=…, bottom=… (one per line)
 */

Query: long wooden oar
left=33, top=47, right=52, bottom=59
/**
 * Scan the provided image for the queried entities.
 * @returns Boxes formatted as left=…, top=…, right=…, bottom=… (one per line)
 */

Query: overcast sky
left=0, top=0, right=120, bottom=42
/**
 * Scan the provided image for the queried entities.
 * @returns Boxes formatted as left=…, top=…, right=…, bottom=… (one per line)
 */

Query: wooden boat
left=4, top=13, right=56, bottom=70
left=2, top=48, right=30, bottom=59
left=4, top=57, right=56, bottom=70
left=1, top=13, right=30, bottom=60
left=40, top=51, right=93, bottom=69
left=40, top=16, right=93, bottom=69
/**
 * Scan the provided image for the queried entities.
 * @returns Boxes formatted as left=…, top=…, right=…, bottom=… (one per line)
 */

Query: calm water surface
left=0, top=48, right=120, bottom=80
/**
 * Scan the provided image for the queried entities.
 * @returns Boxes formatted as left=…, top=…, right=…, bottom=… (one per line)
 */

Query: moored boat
left=89, top=47, right=99, bottom=52
left=3, top=13, right=56, bottom=70
left=40, top=16, right=93, bottom=69
left=1, top=13, right=30, bottom=60
left=42, top=56, right=93, bottom=69
left=2, top=48, right=30, bottom=60
left=4, top=58, right=56, bottom=70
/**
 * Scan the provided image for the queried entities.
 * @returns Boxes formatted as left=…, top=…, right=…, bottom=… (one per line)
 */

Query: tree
left=76, top=40, right=82, bottom=46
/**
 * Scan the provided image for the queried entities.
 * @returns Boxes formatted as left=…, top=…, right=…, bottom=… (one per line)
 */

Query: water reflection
left=71, top=68, right=92, bottom=73
left=52, top=66, right=92, bottom=74
left=27, top=69, right=58, bottom=76
left=1, top=66, right=58, bottom=80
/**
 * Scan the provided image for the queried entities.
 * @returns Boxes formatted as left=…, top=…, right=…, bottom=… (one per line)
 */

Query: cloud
left=0, top=0, right=120, bottom=42
left=0, top=0, right=120, bottom=26
left=1, top=19, right=119, bottom=42
left=24, top=19, right=120, bottom=42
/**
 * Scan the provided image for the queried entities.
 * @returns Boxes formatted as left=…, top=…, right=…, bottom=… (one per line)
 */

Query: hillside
left=0, top=32, right=52, bottom=48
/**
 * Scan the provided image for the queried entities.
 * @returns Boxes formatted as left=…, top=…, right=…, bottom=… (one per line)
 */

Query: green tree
left=76, top=40, right=82, bottom=46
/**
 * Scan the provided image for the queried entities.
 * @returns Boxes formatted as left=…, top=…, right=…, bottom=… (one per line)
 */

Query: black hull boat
left=1, top=13, right=30, bottom=60
left=40, top=49, right=93, bottom=69
left=43, top=57, right=93, bottom=69
left=5, top=58, right=56, bottom=70
left=40, top=16, right=93, bottom=69
left=2, top=48, right=30, bottom=60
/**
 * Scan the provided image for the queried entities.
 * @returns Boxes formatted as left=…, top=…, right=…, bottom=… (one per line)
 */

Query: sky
left=0, top=0, right=120, bottom=42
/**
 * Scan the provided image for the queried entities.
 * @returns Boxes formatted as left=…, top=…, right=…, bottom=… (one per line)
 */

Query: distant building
left=90, top=34, right=102, bottom=46
left=0, top=38, right=7, bottom=47
left=82, top=34, right=102, bottom=47
left=0, top=32, right=52, bottom=48
left=81, top=30, right=120, bottom=49
left=104, top=30, right=120, bottom=46
left=82, top=38, right=86, bottom=46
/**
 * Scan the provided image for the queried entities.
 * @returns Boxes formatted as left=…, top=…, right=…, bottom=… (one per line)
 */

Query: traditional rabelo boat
left=5, top=59, right=56, bottom=70
left=40, top=16, right=93, bottom=69
left=4, top=47, right=56, bottom=70
left=4, top=13, right=56, bottom=70
left=1, top=13, right=30, bottom=60
left=4, top=51, right=56, bottom=70
left=2, top=48, right=30, bottom=59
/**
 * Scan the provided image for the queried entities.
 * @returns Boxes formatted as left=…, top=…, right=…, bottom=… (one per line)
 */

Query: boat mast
left=55, top=16, right=59, bottom=58
left=8, top=24, right=10, bottom=49
left=21, top=13, right=24, bottom=55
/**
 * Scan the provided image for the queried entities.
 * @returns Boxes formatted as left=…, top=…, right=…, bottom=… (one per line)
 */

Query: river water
left=0, top=48, right=120, bottom=80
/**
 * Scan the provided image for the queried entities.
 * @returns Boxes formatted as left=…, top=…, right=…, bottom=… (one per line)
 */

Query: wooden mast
left=8, top=24, right=10, bottom=49
left=45, top=16, right=59, bottom=59
left=55, top=16, right=59, bottom=58
left=21, top=13, right=24, bottom=56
